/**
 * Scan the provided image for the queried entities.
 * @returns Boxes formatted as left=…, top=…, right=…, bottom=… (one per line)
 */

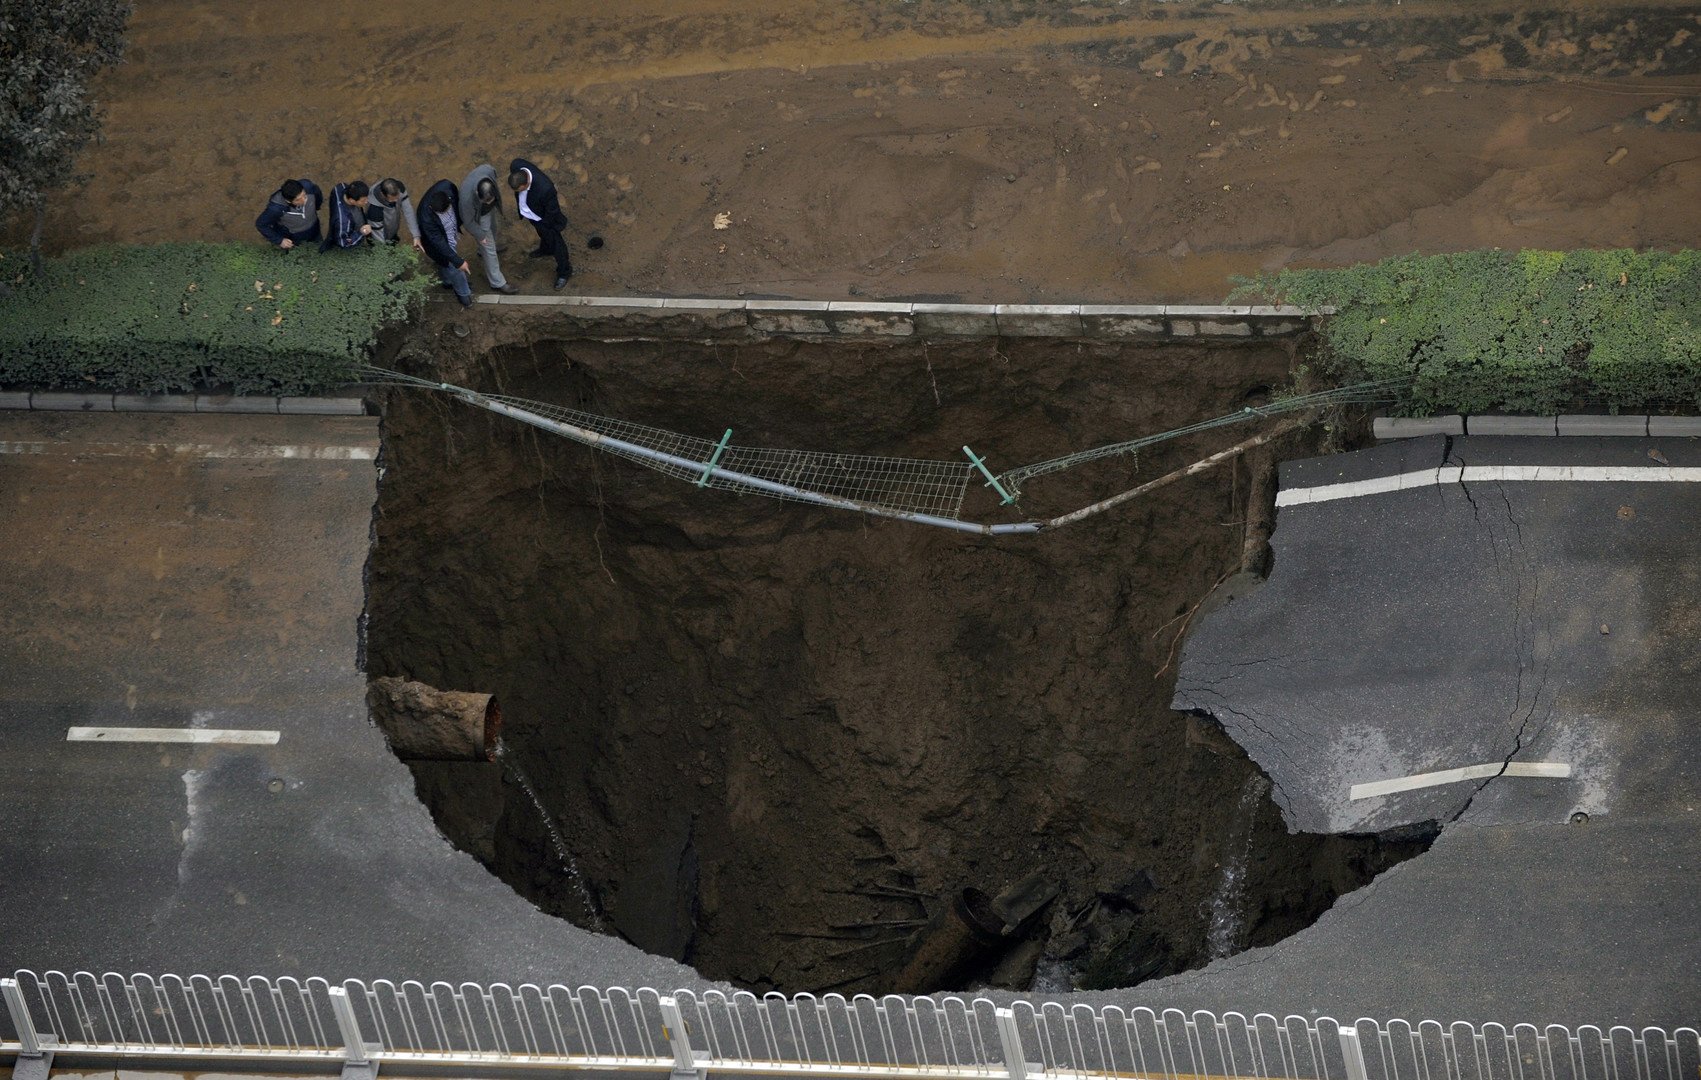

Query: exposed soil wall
left=366, top=326, right=1429, bottom=994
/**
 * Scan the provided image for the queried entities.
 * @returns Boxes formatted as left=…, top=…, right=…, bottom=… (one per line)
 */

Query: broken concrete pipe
left=367, top=677, right=502, bottom=761
left=892, top=888, right=1009, bottom=994
left=892, top=875, right=1061, bottom=993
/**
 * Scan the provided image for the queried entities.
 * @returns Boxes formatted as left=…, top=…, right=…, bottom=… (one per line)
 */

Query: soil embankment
left=365, top=326, right=1431, bottom=994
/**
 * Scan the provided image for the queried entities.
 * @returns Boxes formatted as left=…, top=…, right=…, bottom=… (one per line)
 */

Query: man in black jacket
left=508, top=157, right=570, bottom=288
left=417, top=179, right=474, bottom=308
left=320, top=180, right=374, bottom=252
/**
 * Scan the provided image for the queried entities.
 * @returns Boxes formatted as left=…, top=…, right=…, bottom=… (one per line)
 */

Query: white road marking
left=67, top=726, right=280, bottom=746
left=1350, top=761, right=1571, bottom=801
left=0, top=441, right=373, bottom=460
left=1277, top=464, right=1701, bottom=506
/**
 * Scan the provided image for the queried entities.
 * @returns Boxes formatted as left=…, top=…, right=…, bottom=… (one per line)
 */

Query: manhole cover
left=267, top=778, right=285, bottom=794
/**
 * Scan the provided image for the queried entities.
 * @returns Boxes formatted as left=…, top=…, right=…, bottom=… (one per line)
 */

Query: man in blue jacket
left=255, top=179, right=323, bottom=250
left=321, top=180, right=375, bottom=251
left=418, top=180, right=474, bottom=308
left=507, top=157, right=570, bottom=288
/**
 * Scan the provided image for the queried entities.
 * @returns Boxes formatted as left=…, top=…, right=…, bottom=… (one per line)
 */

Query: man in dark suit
left=417, top=179, right=474, bottom=308
left=508, top=157, right=571, bottom=289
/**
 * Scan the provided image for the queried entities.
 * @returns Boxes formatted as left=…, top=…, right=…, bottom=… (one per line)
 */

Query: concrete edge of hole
left=454, top=293, right=1326, bottom=340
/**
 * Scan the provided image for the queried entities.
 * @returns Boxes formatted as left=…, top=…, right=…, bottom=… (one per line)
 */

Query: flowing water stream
left=1205, top=774, right=1270, bottom=960
left=494, top=740, right=603, bottom=931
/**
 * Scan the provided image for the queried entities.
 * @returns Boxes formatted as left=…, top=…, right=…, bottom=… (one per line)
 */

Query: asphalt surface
left=1137, top=434, right=1700, bottom=1027
left=0, top=412, right=705, bottom=990
left=1, top=415, right=1694, bottom=1031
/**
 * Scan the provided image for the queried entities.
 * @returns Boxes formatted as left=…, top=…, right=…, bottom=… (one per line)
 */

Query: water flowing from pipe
left=1205, top=774, right=1270, bottom=960
left=494, top=740, right=603, bottom=931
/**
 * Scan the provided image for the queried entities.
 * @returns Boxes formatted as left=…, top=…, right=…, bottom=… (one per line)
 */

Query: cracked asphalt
left=1137, top=434, right=1701, bottom=1026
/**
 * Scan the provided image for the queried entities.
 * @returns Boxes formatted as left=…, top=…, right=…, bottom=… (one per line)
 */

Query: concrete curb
left=1556, top=414, right=1649, bottom=437
left=463, top=294, right=1324, bottom=340
left=1376, top=414, right=1701, bottom=439
left=1648, top=416, right=1701, bottom=436
left=1464, top=416, right=1559, bottom=436
left=1372, top=416, right=1465, bottom=439
left=0, top=392, right=366, bottom=416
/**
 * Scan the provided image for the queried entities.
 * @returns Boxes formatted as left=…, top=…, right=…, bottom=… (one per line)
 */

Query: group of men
left=254, top=158, right=576, bottom=307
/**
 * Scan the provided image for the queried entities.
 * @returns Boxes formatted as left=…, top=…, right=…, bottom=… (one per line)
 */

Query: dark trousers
left=530, top=219, right=571, bottom=279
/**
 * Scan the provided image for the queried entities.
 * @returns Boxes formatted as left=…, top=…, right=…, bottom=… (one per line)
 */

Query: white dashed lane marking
left=67, top=727, right=281, bottom=746
left=1350, top=761, right=1571, bottom=801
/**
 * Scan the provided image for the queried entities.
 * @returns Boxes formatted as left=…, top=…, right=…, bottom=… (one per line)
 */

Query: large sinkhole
left=364, top=330, right=1433, bottom=995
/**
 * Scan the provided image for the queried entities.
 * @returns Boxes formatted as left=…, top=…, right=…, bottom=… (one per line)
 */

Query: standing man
left=417, top=180, right=474, bottom=308
left=460, top=164, right=518, bottom=295
left=508, top=157, right=570, bottom=289
left=255, top=178, right=323, bottom=250
left=321, top=180, right=374, bottom=251
left=367, top=178, right=423, bottom=250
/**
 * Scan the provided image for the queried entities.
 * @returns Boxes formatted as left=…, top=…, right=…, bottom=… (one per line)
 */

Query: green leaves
left=1233, top=249, right=1701, bottom=416
left=0, top=242, right=429, bottom=394
left=0, top=0, right=129, bottom=251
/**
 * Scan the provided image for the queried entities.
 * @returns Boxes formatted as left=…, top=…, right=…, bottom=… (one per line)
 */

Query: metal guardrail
left=1, top=971, right=1696, bottom=1080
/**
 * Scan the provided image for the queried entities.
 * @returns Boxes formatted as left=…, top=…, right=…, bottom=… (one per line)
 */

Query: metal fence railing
left=2, top=970, right=1696, bottom=1080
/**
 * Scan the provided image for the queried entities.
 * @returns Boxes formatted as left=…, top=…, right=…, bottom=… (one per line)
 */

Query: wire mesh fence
left=494, top=392, right=976, bottom=520
left=997, top=378, right=1411, bottom=493
left=362, top=367, right=1408, bottom=531
left=3, top=971, right=1697, bottom=1080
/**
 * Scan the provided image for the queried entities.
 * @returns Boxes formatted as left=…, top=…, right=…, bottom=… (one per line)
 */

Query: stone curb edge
left=1375, top=415, right=1701, bottom=438
left=0, top=391, right=366, bottom=416
left=462, top=294, right=1333, bottom=339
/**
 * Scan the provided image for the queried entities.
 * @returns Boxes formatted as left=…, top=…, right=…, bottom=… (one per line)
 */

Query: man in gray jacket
left=366, top=178, right=423, bottom=250
left=459, top=164, right=518, bottom=294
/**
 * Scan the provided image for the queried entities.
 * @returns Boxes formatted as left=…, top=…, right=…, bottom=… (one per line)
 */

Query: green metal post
left=963, top=445, right=1017, bottom=505
left=697, top=429, right=733, bottom=487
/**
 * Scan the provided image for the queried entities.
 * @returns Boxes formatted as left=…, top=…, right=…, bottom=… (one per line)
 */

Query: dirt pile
left=365, top=325, right=1431, bottom=994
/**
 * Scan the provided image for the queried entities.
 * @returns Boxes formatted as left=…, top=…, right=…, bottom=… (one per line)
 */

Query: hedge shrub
left=1231, top=249, right=1701, bottom=416
left=0, top=242, right=427, bottom=395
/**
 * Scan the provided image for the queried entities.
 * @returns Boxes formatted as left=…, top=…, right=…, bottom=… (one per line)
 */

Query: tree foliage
left=0, top=243, right=428, bottom=395
left=1232, top=249, right=1701, bottom=416
left=0, top=0, right=131, bottom=261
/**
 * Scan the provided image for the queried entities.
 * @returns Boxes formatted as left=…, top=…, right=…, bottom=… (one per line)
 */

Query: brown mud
left=21, top=1, right=1701, bottom=301
left=364, top=320, right=1432, bottom=994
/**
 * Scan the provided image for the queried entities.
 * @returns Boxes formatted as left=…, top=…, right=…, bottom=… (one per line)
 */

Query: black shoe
left=458, top=293, right=474, bottom=308
left=496, top=284, right=520, bottom=295
left=554, top=276, right=569, bottom=290
left=528, top=248, right=550, bottom=258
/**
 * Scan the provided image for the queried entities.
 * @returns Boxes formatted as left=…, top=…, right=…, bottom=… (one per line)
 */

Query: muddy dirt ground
left=19, top=1, right=1701, bottom=301
left=364, top=323, right=1429, bottom=994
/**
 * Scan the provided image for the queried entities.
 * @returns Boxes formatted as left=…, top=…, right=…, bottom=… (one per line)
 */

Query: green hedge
left=1231, top=249, right=1701, bottom=416
left=0, top=242, right=427, bottom=395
